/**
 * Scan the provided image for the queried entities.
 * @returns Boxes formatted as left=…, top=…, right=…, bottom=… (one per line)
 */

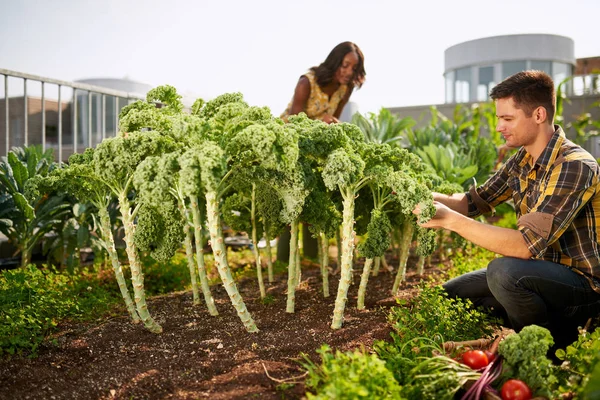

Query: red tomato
left=501, top=379, right=532, bottom=400
left=461, top=350, right=489, bottom=370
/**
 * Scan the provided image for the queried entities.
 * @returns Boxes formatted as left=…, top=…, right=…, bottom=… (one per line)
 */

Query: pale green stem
left=357, top=258, right=374, bottom=310
left=251, top=184, right=266, bottom=298
left=295, top=224, right=301, bottom=287
left=20, top=247, right=31, bottom=269
left=98, top=206, right=140, bottom=324
left=371, top=256, right=381, bottom=276
left=183, top=223, right=200, bottom=305
left=263, top=221, right=274, bottom=283
left=320, top=232, right=330, bottom=298
left=335, top=227, right=342, bottom=274
left=190, top=198, right=218, bottom=316
left=380, top=256, right=392, bottom=273
left=173, top=195, right=200, bottom=306
left=392, top=222, right=415, bottom=295
left=175, top=188, right=200, bottom=305
left=205, top=191, right=257, bottom=332
left=118, top=193, right=162, bottom=333
left=416, top=255, right=425, bottom=275
left=394, top=228, right=402, bottom=260
left=331, top=190, right=356, bottom=329
left=286, top=219, right=299, bottom=313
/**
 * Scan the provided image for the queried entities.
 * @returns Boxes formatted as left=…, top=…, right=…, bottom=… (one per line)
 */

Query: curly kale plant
left=497, top=325, right=558, bottom=397
left=92, top=130, right=179, bottom=333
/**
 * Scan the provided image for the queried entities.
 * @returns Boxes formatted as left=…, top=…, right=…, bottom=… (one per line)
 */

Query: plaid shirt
left=466, top=125, right=600, bottom=283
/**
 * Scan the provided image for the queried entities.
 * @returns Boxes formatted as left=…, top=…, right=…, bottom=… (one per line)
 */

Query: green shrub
left=389, top=284, right=499, bottom=344
left=1, top=266, right=76, bottom=355
left=375, top=284, right=500, bottom=385
left=141, top=252, right=191, bottom=295
left=556, top=327, right=600, bottom=398
left=0, top=265, right=121, bottom=356
left=302, top=344, right=404, bottom=399
left=444, top=245, right=498, bottom=280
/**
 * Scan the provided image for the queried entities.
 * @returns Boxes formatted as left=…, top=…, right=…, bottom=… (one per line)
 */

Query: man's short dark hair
left=489, top=70, right=556, bottom=123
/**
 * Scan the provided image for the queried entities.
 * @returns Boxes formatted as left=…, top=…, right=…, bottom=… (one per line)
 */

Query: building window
left=477, top=66, right=495, bottom=101
left=553, top=62, right=572, bottom=95
left=552, top=62, right=571, bottom=86
left=445, top=70, right=455, bottom=103
left=455, top=67, right=471, bottom=103
left=531, top=61, right=552, bottom=75
left=502, top=61, right=527, bottom=79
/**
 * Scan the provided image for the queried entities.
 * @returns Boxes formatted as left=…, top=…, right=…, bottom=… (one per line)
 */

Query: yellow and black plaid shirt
left=466, top=125, right=600, bottom=283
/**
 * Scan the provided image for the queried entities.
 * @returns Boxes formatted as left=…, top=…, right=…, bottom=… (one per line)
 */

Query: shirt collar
left=535, top=125, right=565, bottom=172
left=518, top=125, right=565, bottom=172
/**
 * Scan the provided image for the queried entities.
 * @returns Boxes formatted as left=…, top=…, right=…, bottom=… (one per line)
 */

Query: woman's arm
left=333, top=85, right=354, bottom=119
left=289, top=76, right=311, bottom=116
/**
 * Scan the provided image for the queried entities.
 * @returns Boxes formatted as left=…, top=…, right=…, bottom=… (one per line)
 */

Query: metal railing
left=572, top=74, right=600, bottom=96
left=1, top=68, right=145, bottom=161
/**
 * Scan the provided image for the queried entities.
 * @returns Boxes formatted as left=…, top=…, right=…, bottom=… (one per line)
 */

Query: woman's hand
left=321, top=114, right=339, bottom=124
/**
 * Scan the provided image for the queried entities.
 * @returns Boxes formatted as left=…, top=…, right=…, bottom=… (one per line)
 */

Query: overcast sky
left=1, top=0, right=599, bottom=115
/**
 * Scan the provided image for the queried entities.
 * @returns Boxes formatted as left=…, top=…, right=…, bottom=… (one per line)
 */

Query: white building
left=444, top=34, right=575, bottom=104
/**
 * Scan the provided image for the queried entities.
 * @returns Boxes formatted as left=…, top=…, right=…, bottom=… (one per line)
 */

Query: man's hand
left=414, top=200, right=533, bottom=259
left=413, top=201, right=457, bottom=230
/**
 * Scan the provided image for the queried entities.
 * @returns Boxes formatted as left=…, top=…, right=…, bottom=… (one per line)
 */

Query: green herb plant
left=302, top=344, right=404, bottom=399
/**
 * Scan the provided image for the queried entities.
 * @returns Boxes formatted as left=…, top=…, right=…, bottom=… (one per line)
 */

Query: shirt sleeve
left=466, top=158, right=515, bottom=218
left=519, top=160, right=598, bottom=257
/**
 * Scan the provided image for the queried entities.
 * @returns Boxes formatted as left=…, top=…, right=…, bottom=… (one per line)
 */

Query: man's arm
left=415, top=201, right=532, bottom=259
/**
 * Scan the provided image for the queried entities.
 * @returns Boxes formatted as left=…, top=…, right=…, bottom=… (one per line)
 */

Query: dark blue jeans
left=443, top=257, right=600, bottom=348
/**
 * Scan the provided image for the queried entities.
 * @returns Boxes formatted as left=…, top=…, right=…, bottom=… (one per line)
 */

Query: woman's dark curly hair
left=310, top=42, right=366, bottom=89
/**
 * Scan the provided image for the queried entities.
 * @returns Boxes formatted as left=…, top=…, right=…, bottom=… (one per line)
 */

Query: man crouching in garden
left=413, top=70, right=600, bottom=353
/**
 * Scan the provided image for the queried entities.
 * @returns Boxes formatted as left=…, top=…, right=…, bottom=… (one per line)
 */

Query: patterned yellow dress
left=281, top=70, right=348, bottom=122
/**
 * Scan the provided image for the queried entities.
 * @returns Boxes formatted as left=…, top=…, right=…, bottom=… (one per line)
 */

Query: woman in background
left=278, top=42, right=366, bottom=263
left=281, top=41, right=366, bottom=124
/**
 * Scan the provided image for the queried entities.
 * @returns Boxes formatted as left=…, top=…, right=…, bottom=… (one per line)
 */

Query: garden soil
left=0, top=254, right=437, bottom=400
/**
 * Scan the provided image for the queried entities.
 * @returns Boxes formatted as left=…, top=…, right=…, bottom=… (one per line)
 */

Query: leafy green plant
left=491, top=206, right=517, bottom=230
left=260, top=294, right=276, bottom=305
left=0, top=145, right=71, bottom=267
left=413, top=143, right=478, bottom=187
left=0, top=265, right=120, bottom=356
left=302, top=344, right=404, bottom=399
left=497, top=325, right=558, bottom=398
left=141, top=252, right=191, bottom=296
left=351, top=107, right=416, bottom=145
left=400, top=105, right=498, bottom=190
left=443, top=246, right=499, bottom=280
left=401, top=352, right=483, bottom=400
left=556, top=327, right=600, bottom=398
left=386, top=284, right=499, bottom=349
left=371, top=287, right=499, bottom=399
left=42, top=202, right=102, bottom=272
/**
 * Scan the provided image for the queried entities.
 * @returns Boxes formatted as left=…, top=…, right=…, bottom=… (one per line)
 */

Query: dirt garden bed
left=0, top=256, right=440, bottom=400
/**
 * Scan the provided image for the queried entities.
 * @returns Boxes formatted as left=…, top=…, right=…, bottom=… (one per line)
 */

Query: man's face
left=495, top=97, right=538, bottom=148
